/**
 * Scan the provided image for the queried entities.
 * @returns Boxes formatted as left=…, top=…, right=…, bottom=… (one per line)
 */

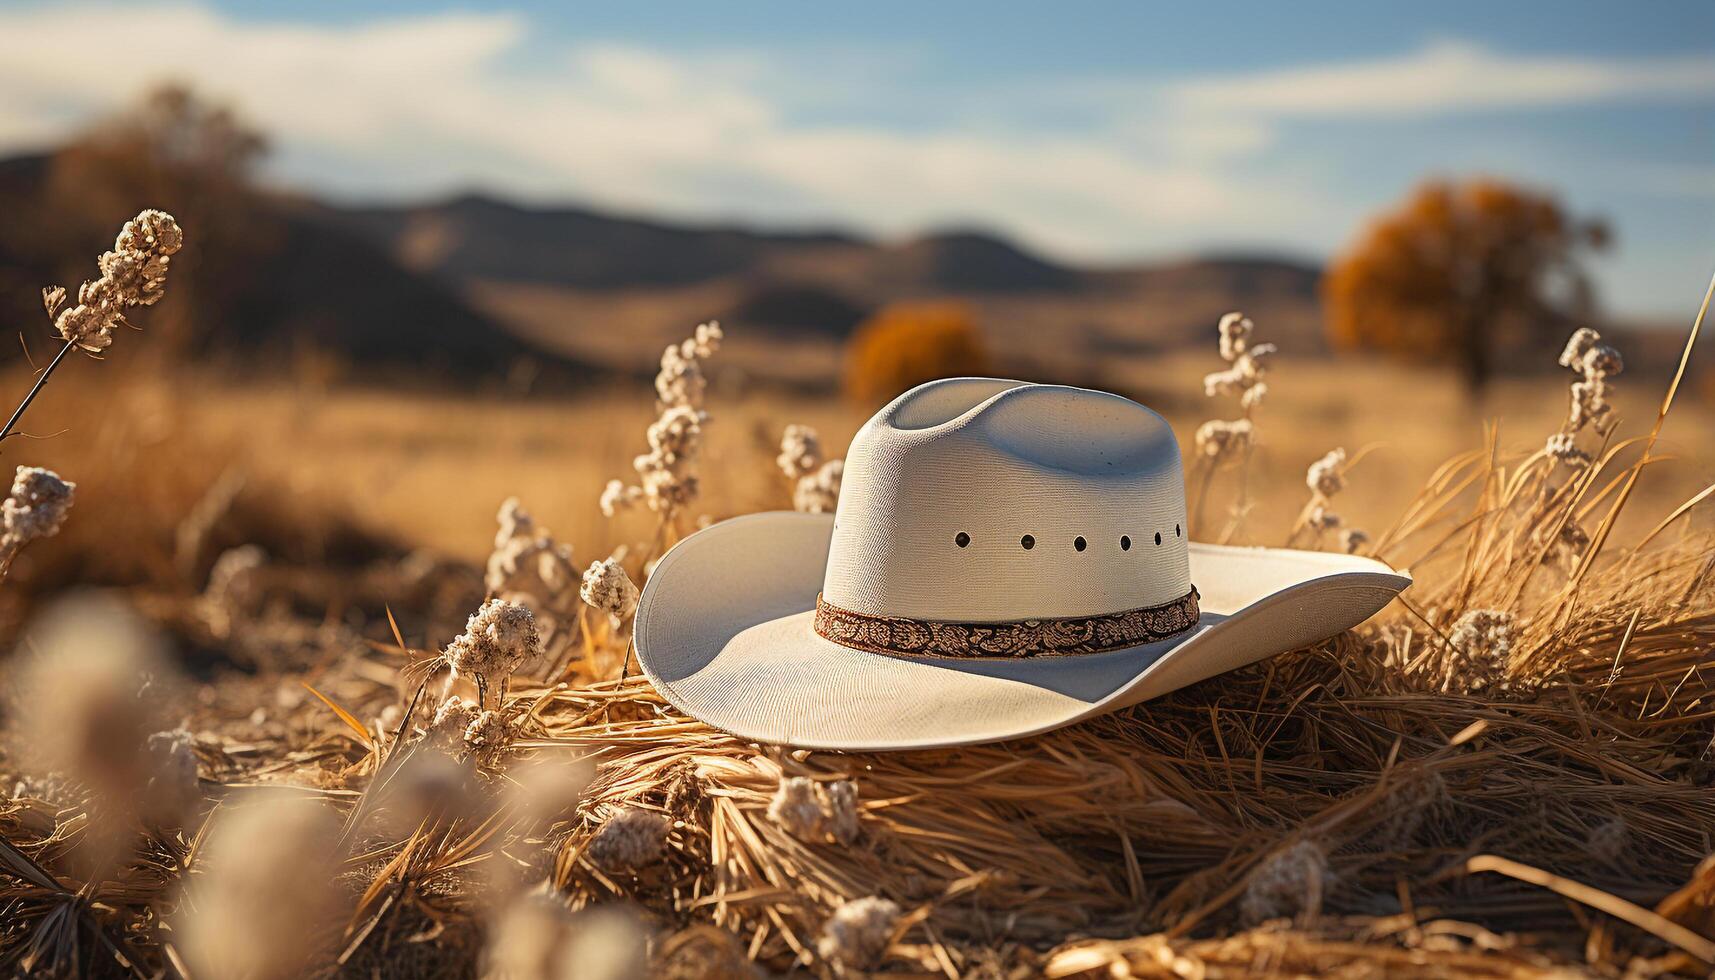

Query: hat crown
left=822, top=378, right=1191, bottom=621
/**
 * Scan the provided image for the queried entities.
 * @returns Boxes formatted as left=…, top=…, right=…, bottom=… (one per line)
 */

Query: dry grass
left=1, top=305, right=1714, bottom=978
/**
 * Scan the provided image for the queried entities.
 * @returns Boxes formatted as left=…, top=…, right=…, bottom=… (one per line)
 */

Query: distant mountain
left=322, top=193, right=861, bottom=288
left=0, top=156, right=555, bottom=382
left=0, top=149, right=1331, bottom=388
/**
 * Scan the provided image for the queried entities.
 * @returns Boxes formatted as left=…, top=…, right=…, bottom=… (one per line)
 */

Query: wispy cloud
left=0, top=3, right=1708, bottom=295
left=1172, top=39, right=1715, bottom=116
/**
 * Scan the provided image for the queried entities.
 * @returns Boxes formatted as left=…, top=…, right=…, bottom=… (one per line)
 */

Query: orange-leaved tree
left=1323, top=178, right=1609, bottom=392
left=843, top=301, right=990, bottom=403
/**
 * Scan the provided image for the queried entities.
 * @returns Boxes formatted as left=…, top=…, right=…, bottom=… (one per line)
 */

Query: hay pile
left=3, top=312, right=1715, bottom=978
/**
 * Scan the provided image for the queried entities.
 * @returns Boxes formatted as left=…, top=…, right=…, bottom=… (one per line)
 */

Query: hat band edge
left=813, top=586, right=1200, bottom=660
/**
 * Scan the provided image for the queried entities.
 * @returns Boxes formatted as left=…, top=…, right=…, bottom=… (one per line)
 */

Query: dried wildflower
left=1240, top=840, right=1332, bottom=924
left=140, top=729, right=200, bottom=828
left=1558, top=327, right=1601, bottom=368
left=1308, top=505, right=1341, bottom=532
left=818, top=896, right=901, bottom=969
left=634, top=405, right=706, bottom=512
left=580, top=557, right=640, bottom=628
left=1306, top=449, right=1348, bottom=498
left=600, top=479, right=643, bottom=517
left=1202, top=365, right=1247, bottom=398
left=1193, top=418, right=1252, bottom=463
left=446, top=599, right=540, bottom=707
left=425, top=694, right=481, bottom=752
left=487, top=498, right=577, bottom=609
left=793, top=459, right=844, bottom=514
left=52, top=209, right=183, bottom=353
left=588, top=807, right=668, bottom=871
left=777, top=424, right=823, bottom=481
left=1443, top=609, right=1515, bottom=693
left=1217, top=312, right=1253, bottom=362
left=1544, top=431, right=1591, bottom=469
left=1338, top=527, right=1369, bottom=554
left=1582, top=343, right=1623, bottom=379
left=0, top=465, right=75, bottom=567
left=177, top=795, right=344, bottom=980
left=768, top=777, right=861, bottom=844
left=464, top=709, right=515, bottom=769
left=1240, top=382, right=1268, bottom=410
left=655, top=321, right=724, bottom=411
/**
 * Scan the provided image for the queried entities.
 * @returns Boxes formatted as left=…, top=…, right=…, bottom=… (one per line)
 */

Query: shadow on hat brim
left=634, top=511, right=1411, bottom=752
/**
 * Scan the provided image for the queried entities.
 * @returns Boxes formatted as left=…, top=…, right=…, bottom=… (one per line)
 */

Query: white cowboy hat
left=635, top=378, right=1409, bottom=751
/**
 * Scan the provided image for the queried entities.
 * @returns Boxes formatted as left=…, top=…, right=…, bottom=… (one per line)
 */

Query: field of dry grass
left=3, top=283, right=1715, bottom=979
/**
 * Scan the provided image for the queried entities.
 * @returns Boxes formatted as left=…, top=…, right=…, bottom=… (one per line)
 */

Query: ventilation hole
left=1073, top=536, right=1086, bottom=552
left=955, top=531, right=970, bottom=548
left=1176, top=523, right=1182, bottom=537
left=1155, top=531, right=1163, bottom=546
left=1120, top=535, right=1131, bottom=551
left=1021, top=534, right=1035, bottom=550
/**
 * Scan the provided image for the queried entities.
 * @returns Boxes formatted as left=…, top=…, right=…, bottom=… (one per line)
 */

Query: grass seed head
left=1193, top=418, right=1253, bottom=463
left=1306, top=448, right=1348, bottom=499
left=1443, top=609, right=1516, bottom=693
left=777, top=424, right=823, bottom=481
left=588, top=807, right=668, bottom=871
left=53, top=208, right=182, bottom=352
left=818, top=896, right=901, bottom=969
left=447, top=598, right=540, bottom=705
left=599, top=479, right=643, bottom=518
left=792, top=458, right=844, bottom=514
left=580, top=557, right=639, bottom=627
left=1, top=465, right=76, bottom=562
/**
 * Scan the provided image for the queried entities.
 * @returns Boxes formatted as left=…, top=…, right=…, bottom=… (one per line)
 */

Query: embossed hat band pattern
left=812, top=586, right=1201, bottom=659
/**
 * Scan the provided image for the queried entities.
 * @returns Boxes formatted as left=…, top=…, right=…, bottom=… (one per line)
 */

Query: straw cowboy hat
left=635, top=378, right=1410, bottom=751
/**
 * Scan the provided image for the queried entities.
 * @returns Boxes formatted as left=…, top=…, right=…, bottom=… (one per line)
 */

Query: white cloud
left=0, top=2, right=1327, bottom=259
left=0, top=5, right=1706, bottom=279
left=1172, top=39, right=1715, bottom=117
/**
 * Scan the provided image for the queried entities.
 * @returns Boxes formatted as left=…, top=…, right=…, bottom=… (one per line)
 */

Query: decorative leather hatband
left=813, top=586, right=1200, bottom=659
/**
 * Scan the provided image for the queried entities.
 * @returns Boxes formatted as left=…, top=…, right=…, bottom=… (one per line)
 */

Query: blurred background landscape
left=0, top=0, right=1710, bottom=624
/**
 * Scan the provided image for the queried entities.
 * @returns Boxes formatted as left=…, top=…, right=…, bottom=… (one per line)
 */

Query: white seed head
left=1193, top=418, right=1253, bottom=463
left=1444, top=608, right=1515, bottom=693
left=445, top=600, right=540, bottom=703
left=1581, top=343, right=1623, bottom=379
left=580, top=557, right=639, bottom=625
left=1545, top=432, right=1591, bottom=469
left=793, top=458, right=844, bottom=514
left=767, top=777, right=861, bottom=844
left=599, top=480, right=643, bottom=518
left=818, top=896, right=901, bottom=969
left=1306, top=448, right=1348, bottom=499
left=777, top=424, right=824, bottom=481
left=1, top=466, right=76, bottom=560
left=1558, top=327, right=1601, bottom=369
left=464, top=709, right=515, bottom=770
left=1217, top=312, right=1252, bottom=362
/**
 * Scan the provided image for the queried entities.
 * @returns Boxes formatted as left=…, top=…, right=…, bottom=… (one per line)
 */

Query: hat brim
left=634, top=511, right=1410, bottom=751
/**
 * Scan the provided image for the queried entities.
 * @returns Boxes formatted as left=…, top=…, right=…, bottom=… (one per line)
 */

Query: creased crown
left=823, top=378, right=1192, bottom=622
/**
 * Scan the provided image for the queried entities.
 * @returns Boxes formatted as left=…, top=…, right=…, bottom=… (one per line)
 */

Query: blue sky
left=1, top=1, right=1711, bottom=316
